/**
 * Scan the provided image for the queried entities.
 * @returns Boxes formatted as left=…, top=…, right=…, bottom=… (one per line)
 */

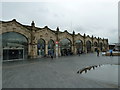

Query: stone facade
left=0, top=19, right=109, bottom=58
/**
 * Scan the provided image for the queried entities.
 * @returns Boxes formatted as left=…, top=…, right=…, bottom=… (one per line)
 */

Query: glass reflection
left=48, top=39, right=55, bottom=56
left=60, top=38, right=72, bottom=56
left=75, top=40, right=83, bottom=54
left=37, top=39, right=45, bottom=57
left=2, top=32, right=28, bottom=60
left=86, top=41, right=91, bottom=53
left=94, top=42, right=98, bottom=51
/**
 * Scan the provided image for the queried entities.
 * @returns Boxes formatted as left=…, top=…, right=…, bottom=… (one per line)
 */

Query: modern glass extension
left=2, top=32, right=28, bottom=61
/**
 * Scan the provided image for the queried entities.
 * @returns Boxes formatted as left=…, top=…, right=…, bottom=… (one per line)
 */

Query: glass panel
left=75, top=40, right=83, bottom=54
left=3, top=49, right=24, bottom=60
left=48, top=40, right=55, bottom=56
left=3, top=49, right=8, bottom=60
left=86, top=41, right=91, bottom=53
left=37, top=39, right=45, bottom=56
left=2, top=32, right=28, bottom=47
left=2, top=32, right=28, bottom=60
left=60, top=39, right=72, bottom=56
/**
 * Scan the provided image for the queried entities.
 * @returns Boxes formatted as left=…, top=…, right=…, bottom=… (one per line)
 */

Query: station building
left=0, top=19, right=109, bottom=61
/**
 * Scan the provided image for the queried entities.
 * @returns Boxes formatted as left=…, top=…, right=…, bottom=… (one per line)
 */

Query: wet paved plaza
left=2, top=53, right=119, bottom=88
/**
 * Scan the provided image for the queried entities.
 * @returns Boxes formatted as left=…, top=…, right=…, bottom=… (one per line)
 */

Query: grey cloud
left=1, top=1, right=118, bottom=43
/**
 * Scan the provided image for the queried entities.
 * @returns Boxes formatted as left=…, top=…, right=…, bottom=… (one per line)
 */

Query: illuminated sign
left=55, top=41, right=59, bottom=44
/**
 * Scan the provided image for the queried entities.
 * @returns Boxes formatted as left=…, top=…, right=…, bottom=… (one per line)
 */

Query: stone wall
left=1, top=19, right=109, bottom=58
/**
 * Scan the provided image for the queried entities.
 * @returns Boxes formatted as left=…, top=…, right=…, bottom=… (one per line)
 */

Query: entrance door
left=3, top=49, right=24, bottom=61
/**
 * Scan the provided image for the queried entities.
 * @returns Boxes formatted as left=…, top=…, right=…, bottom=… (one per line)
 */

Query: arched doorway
left=48, top=39, right=55, bottom=56
left=60, top=38, right=72, bottom=56
left=99, top=42, right=103, bottom=51
left=94, top=42, right=98, bottom=51
left=2, top=32, right=28, bottom=61
left=37, top=39, right=45, bottom=57
left=86, top=40, right=92, bottom=53
left=75, top=40, right=83, bottom=54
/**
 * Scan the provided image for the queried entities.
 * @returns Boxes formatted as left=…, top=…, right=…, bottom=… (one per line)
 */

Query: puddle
left=77, top=64, right=118, bottom=85
left=77, top=65, right=102, bottom=74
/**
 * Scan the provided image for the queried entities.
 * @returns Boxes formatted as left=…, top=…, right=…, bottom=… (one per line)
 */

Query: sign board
left=56, top=44, right=58, bottom=47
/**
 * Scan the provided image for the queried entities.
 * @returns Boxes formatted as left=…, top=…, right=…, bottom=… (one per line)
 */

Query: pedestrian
left=97, top=49, right=99, bottom=56
left=79, top=49, right=81, bottom=56
left=51, top=51, right=54, bottom=59
left=109, top=49, right=113, bottom=56
left=51, top=55, right=53, bottom=59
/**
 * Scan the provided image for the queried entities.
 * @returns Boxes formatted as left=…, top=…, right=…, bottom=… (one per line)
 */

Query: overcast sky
left=1, top=0, right=119, bottom=44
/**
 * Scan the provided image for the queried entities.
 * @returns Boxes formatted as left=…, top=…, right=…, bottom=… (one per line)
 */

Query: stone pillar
left=83, top=33, right=87, bottom=53
left=55, top=46, right=57, bottom=57
left=91, top=35, right=94, bottom=52
left=58, top=45, right=61, bottom=56
left=98, top=37, right=100, bottom=51
left=107, top=44, right=109, bottom=51
left=74, top=46, right=77, bottom=54
left=29, top=21, right=38, bottom=58
left=45, top=41, right=48, bottom=56
left=73, top=45, right=76, bottom=55
left=28, top=44, right=31, bottom=57
left=31, top=44, right=37, bottom=58
left=28, top=38, right=31, bottom=57
left=29, top=43, right=37, bottom=58
left=106, top=39, right=109, bottom=51
left=84, top=44, right=87, bottom=53
left=56, top=27, right=60, bottom=56
left=72, top=31, right=75, bottom=55
left=83, top=42, right=87, bottom=53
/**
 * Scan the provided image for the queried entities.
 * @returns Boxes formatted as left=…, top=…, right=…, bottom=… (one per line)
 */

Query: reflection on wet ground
left=77, top=64, right=118, bottom=86
left=77, top=64, right=102, bottom=74
left=2, top=53, right=119, bottom=88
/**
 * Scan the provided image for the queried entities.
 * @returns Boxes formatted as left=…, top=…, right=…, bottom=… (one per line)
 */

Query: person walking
left=97, top=49, right=99, bottom=56
left=109, top=49, right=113, bottom=56
left=79, top=49, right=81, bottom=56
left=51, top=50, right=54, bottom=59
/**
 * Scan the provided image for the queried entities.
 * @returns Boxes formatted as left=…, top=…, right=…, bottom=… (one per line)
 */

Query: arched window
left=75, top=40, right=83, bottom=54
left=37, top=39, right=45, bottom=57
left=48, top=39, right=55, bottom=56
left=94, top=42, right=98, bottom=51
left=2, top=32, right=28, bottom=60
left=60, top=38, right=72, bottom=56
left=86, top=40, right=92, bottom=53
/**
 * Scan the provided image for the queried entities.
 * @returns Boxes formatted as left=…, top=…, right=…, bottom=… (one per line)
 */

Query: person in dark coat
left=97, top=49, right=99, bottom=56
left=79, top=49, right=81, bottom=56
left=50, top=50, right=54, bottom=59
